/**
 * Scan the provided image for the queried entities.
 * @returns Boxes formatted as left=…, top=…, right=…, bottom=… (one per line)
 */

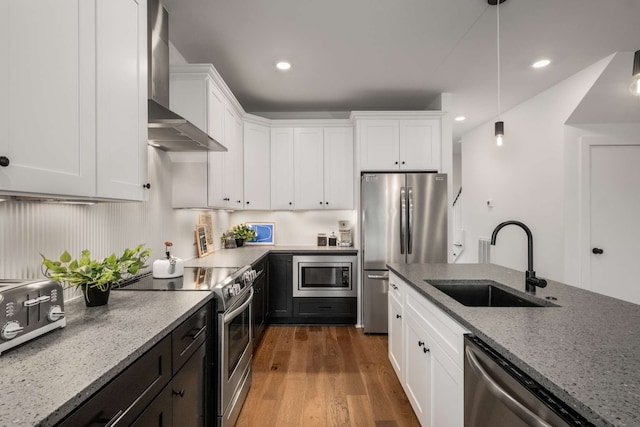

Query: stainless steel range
left=115, top=265, right=257, bottom=427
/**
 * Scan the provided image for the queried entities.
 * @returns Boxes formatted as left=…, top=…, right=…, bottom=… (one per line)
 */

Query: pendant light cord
left=497, top=1, right=501, bottom=119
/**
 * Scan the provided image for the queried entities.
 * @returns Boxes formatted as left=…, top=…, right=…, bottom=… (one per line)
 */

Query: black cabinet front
left=172, top=342, right=207, bottom=427
left=268, top=254, right=293, bottom=318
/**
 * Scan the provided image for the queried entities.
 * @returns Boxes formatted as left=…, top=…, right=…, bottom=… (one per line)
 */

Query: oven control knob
left=234, top=283, right=242, bottom=294
left=1, top=321, right=24, bottom=340
left=226, top=286, right=236, bottom=298
left=48, top=305, right=65, bottom=322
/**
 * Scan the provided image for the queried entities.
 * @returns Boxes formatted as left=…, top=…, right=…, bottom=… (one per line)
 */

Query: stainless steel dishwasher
left=464, top=336, right=594, bottom=427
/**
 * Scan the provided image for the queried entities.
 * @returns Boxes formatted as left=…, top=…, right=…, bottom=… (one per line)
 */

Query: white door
left=293, top=127, right=324, bottom=210
left=399, top=119, right=441, bottom=171
left=323, top=127, right=354, bottom=209
left=0, top=0, right=95, bottom=197
left=581, top=137, right=640, bottom=304
left=270, top=128, right=295, bottom=210
left=359, top=120, right=399, bottom=171
left=243, top=122, right=270, bottom=210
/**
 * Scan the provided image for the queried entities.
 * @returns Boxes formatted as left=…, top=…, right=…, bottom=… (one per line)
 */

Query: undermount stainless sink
left=425, top=280, right=558, bottom=307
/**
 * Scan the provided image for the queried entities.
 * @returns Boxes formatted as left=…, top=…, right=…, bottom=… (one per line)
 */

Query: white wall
left=457, top=56, right=610, bottom=282
left=229, top=210, right=356, bottom=246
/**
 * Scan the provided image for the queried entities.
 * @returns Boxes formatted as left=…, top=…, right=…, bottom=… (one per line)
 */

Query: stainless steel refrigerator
left=361, top=172, right=448, bottom=333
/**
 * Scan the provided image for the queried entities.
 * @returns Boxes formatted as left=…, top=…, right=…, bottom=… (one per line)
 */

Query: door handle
left=367, top=274, right=389, bottom=280
left=400, top=187, right=406, bottom=255
left=407, top=187, right=413, bottom=254
left=592, top=248, right=604, bottom=254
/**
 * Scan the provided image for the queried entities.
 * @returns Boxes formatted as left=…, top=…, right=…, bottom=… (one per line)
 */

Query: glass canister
left=317, top=233, right=327, bottom=246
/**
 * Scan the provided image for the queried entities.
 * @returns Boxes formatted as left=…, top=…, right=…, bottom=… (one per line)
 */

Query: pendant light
left=490, top=0, right=507, bottom=146
left=631, top=50, right=640, bottom=97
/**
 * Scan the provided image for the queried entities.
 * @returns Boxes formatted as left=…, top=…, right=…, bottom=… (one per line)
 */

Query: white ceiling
left=163, top=0, right=640, bottom=139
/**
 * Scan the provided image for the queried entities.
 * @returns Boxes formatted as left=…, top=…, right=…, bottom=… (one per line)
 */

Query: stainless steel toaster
left=0, top=279, right=66, bottom=355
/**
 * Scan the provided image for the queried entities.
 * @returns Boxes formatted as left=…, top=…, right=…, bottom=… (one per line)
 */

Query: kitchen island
left=388, top=263, right=640, bottom=427
left=0, top=290, right=211, bottom=426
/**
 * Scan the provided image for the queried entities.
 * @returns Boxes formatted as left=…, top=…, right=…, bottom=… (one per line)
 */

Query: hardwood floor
left=236, top=326, right=420, bottom=427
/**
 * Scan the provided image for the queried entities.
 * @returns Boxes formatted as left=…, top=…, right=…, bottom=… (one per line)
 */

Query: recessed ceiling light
left=532, top=59, right=551, bottom=69
left=454, top=116, right=466, bottom=122
left=276, top=61, right=291, bottom=71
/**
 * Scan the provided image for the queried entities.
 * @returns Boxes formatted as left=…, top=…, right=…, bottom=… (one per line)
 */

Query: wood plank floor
left=236, top=326, right=420, bottom=427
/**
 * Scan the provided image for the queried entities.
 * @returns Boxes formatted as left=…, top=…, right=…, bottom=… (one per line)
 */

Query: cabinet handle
left=396, top=314, right=401, bottom=319
left=319, top=201, right=323, bottom=205
left=103, top=410, right=125, bottom=427
left=390, top=283, right=398, bottom=290
left=289, top=202, right=292, bottom=205
left=395, top=161, right=399, bottom=165
left=418, top=341, right=424, bottom=347
left=172, top=389, right=185, bottom=397
left=592, top=248, right=604, bottom=254
left=0, top=156, right=9, bottom=167
left=325, top=201, right=329, bottom=205
left=142, top=182, right=151, bottom=189
left=237, top=200, right=241, bottom=204
left=246, top=201, right=250, bottom=205
left=423, top=347, right=430, bottom=353
left=402, top=161, right=406, bottom=165
left=189, top=324, right=207, bottom=340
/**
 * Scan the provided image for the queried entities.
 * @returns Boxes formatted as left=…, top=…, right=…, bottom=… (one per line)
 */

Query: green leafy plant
left=41, top=244, right=152, bottom=292
left=230, top=224, right=257, bottom=241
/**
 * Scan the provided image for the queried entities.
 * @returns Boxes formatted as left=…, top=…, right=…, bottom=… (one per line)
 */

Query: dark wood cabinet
left=58, top=336, right=172, bottom=427
left=268, top=253, right=293, bottom=319
left=171, top=342, right=207, bottom=427
left=252, top=268, right=268, bottom=348
left=58, top=303, right=211, bottom=427
left=293, top=297, right=357, bottom=323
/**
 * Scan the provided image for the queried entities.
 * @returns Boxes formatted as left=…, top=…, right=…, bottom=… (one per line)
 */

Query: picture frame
left=198, top=213, right=214, bottom=245
left=246, top=222, right=275, bottom=245
left=195, top=225, right=211, bottom=257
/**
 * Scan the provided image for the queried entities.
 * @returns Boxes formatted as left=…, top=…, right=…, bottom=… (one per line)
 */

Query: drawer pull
left=396, top=314, right=402, bottom=319
left=418, top=341, right=424, bottom=347
left=103, top=410, right=124, bottom=427
left=423, top=347, right=430, bottom=354
left=368, top=274, right=389, bottom=280
left=189, top=325, right=207, bottom=341
left=173, top=389, right=185, bottom=397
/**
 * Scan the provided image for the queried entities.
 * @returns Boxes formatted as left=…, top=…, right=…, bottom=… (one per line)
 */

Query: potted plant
left=41, top=244, right=151, bottom=307
left=230, top=224, right=256, bottom=247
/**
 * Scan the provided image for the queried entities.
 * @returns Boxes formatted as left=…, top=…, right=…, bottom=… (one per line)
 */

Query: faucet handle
left=526, top=277, right=547, bottom=289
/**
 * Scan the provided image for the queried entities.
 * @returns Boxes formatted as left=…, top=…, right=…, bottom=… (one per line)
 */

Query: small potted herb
left=41, top=244, right=151, bottom=306
left=230, top=224, right=256, bottom=247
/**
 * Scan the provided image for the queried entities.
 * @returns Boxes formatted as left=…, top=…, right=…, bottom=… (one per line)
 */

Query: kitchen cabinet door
left=95, top=0, right=147, bottom=201
left=172, top=343, right=207, bottom=427
left=388, top=290, right=404, bottom=381
left=294, top=127, right=324, bottom=210
left=207, top=78, right=225, bottom=143
left=243, top=121, right=270, bottom=210
left=403, top=311, right=432, bottom=427
left=0, top=0, right=95, bottom=197
left=228, top=114, right=245, bottom=210
left=358, top=120, right=400, bottom=171
left=270, top=128, right=295, bottom=210
left=210, top=105, right=243, bottom=209
left=268, top=254, right=293, bottom=318
left=399, top=119, right=441, bottom=171
left=323, top=127, right=354, bottom=209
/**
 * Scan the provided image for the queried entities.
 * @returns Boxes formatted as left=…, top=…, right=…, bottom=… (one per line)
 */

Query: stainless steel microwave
left=292, top=255, right=357, bottom=298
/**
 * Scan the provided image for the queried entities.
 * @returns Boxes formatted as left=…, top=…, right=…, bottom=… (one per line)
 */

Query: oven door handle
left=223, top=288, right=254, bottom=324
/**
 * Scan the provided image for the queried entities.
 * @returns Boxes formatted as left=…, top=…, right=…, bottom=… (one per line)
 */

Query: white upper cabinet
left=357, top=117, right=441, bottom=172
left=270, top=128, right=295, bottom=210
left=208, top=105, right=243, bottom=209
left=95, top=0, right=147, bottom=200
left=0, top=0, right=147, bottom=200
left=294, top=127, right=324, bottom=210
left=323, top=127, right=354, bottom=209
left=207, top=79, right=225, bottom=143
left=243, top=122, right=270, bottom=210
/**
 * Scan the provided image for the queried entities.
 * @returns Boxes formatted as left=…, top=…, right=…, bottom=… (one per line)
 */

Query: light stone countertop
left=388, top=262, right=640, bottom=427
left=0, top=290, right=212, bottom=427
left=183, top=245, right=358, bottom=268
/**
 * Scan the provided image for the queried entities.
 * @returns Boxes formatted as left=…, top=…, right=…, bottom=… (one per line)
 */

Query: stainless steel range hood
left=147, top=0, right=226, bottom=152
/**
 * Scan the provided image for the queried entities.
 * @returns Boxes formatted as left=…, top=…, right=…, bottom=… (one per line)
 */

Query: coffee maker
left=338, top=220, right=353, bottom=247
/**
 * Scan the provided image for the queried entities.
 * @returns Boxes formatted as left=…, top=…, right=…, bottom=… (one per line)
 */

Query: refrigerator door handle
left=408, top=187, right=413, bottom=254
left=400, top=187, right=406, bottom=255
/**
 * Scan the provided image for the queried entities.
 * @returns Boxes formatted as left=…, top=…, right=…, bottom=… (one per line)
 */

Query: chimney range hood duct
left=147, top=0, right=226, bottom=152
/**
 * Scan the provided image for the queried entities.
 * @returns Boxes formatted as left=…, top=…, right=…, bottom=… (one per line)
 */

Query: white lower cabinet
left=389, top=272, right=466, bottom=427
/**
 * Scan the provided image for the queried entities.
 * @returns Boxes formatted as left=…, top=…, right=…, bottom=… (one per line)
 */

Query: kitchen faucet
left=490, top=220, right=547, bottom=293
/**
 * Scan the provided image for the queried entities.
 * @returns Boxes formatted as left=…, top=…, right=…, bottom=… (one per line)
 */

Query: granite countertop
left=183, top=245, right=358, bottom=268
left=0, top=290, right=212, bottom=427
left=387, top=263, right=640, bottom=427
